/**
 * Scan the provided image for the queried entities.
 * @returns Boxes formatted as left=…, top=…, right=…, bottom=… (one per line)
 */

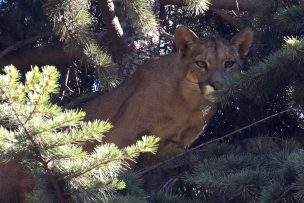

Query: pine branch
left=274, top=6, right=304, bottom=33
left=185, top=0, right=211, bottom=15
left=63, top=136, right=159, bottom=181
left=42, top=121, right=111, bottom=150
left=23, top=128, right=65, bottom=203
left=0, top=65, right=160, bottom=202
left=122, top=0, right=157, bottom=34
left=32, top=113, right=85, bottom=136
left=44, top=0, right=113, bottom=69
left=274, top=186, right=295, bottom=203
left=0, top=66, right=65, bottom=202
left=24, top=68, right=58, bottom=125
left=63, top=157, right=124, bottom=182
left=62, top=183, right=113, bottom=198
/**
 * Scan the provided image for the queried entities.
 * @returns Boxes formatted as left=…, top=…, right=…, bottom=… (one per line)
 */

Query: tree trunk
left=98, top=0, right=128, bottom=64
left=115, top=0, right=161, bottom=78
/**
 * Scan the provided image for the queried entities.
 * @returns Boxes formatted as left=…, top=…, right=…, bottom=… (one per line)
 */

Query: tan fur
left=0, top=25, right=254, bottom=202
left=0, top=160, right=32, bottom=203
left=83, top=53, right=217, bottom=154
left=83, top=26, right=254, bottom=155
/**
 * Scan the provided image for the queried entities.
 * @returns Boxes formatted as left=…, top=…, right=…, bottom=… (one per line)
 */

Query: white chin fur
left=204, top=85, right=215, bottom=95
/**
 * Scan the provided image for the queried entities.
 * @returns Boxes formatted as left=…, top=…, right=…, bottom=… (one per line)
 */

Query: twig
left=0, top=32, right=51, bottom=59
left=273, top=186, right=294, bottom=203
left=63, top=184, right=112, bottom=197
left=160, top=177, right=179, bottom=194
left=136, top=108, right=290, bottom=175
left=235, top=0, right=240, bottom=12
left=159, top=27, right=174, bottom=42
left=61, top=156, right=127, bottom=181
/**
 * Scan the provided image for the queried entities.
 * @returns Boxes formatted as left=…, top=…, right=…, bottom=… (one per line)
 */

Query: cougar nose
left=210, top=81, right=221, bottom=90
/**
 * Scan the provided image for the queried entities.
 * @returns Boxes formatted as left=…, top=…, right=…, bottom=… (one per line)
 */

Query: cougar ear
left=231, top=28, right=254, bottom=56
left=174, top=25, right=199, bottom=52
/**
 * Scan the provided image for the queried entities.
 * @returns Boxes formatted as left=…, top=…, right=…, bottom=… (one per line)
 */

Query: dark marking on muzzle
left=198, top=81, right=207, bottom=93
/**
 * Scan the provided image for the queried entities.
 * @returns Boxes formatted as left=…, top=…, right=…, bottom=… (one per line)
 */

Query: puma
left=0, top=25, right=254, bottom=203
left=83, top=25, right=254, bottom=155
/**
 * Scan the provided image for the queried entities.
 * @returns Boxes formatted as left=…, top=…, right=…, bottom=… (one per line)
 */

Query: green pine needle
left=210, top=37, right=304, bottom=107
left=123, top=0, right=157, bottom=33
left=0, top=65, right=159, bottom=202
left=185, top=0, right=211, bottom=15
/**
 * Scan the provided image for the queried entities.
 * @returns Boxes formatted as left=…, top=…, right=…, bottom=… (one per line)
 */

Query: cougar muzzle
left=209, top=69, right=225, bottom=90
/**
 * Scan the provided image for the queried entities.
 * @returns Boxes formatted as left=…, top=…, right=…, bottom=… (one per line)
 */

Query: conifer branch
left=274, top=6, right=304, bottom=32
left=62, top=184, right=112, bottom=197
left=122, top=0, right=157, bottom=33
left=24, top=72, right=53, bottom=125
left=0, top=65, right=159, bottom=202
left=25, top=130, right=65, bottom=203
left=34, top=116, right=83, bottom=136
left=185, top=0, right=210, bottom=15
left=0, top=75, right=65, bottom=202
left=62, top=157, right=124, bottom=181
left=44, top=0, right=113, bottom=68
left=274, top=186, right=295, bottom=203
left=63, top=136, right=159, bottom=181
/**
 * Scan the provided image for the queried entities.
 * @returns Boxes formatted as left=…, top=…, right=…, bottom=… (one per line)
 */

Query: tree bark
left=98, top=0, right=128, bottom=63
left=0, top=46, right=81, bottom=68
left=0, top=32, right=51, bottom=59
left=160, top=0, right=272, bottom=11
left=212, top=9, right=244, bottom=29
left=109, top=0, right=161, bottom=78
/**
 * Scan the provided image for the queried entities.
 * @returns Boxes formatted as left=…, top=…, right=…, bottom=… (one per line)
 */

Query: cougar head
left=174, top=25, right=254, bottom=92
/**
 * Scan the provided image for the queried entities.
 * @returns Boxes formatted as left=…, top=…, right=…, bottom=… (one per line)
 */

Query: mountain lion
left=83, top=25, right=254, bottom=155
left=0, top=25, right=254, bottom=203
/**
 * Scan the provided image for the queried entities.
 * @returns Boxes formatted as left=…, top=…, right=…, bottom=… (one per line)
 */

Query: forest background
left=0, top=0, right=304, bottom=202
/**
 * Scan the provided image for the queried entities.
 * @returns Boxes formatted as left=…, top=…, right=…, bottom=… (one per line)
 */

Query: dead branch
left=0, top=32, right=52, bottom=59
left=0, top=46, right=81, bottom=68
left=212, top=9, right=244, bottom=29
left=159, top=27, right=174, bottom=42
left=160, top=0, right=272, bottom=11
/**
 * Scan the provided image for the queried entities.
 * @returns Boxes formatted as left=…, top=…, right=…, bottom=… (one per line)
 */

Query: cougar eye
left=195, top=61, right=207, bottom=70
left=224, top=61, right=235, bottom=69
